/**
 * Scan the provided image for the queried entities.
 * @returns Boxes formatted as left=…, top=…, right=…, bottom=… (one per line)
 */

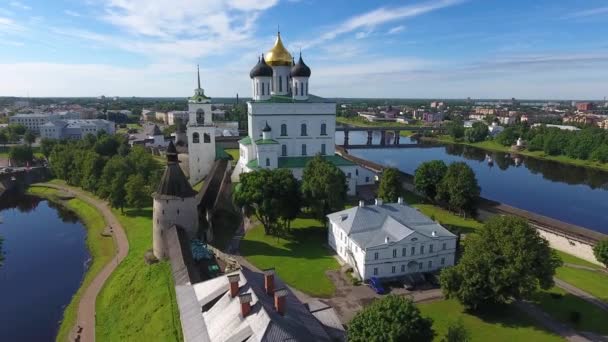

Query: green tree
left=8, top=145, right=34, bottom=165
left=440, top=216, right=562, bottom=310
left=590, top=145, right=608, bottom=163
left=125, top=174, right=150, bottom=210
left=378, top=167, right=403, bottom=203
left=301, top=155, right=347, bottom=222
left=348, top=295, right=434, bottom=342
left=23, top=130, right=35, bottom=145
left=39, top=138, right=56, bottom=159
left=593, top=239, right=608, bottom=268
left=464, top=122, right=488, bottom=143
left=447, top=119, right=465, bottom=140
left=8, top=124, right=26, bottom=135
left=441, top=319, right=470, bottom=342
left=94, top=135, right=121, bottom=156
left=436, top=162, right=480, bottom=215
left=414, top=160, right=447, bottom=201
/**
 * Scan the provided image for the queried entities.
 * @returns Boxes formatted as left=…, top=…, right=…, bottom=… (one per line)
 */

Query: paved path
left=39, top=183, right=129, bottom=342
left=564, top=263, right=607, bottom=273
left=554, top=277, right=608, bottom=312
left=515, top=301, right=591, bottom=342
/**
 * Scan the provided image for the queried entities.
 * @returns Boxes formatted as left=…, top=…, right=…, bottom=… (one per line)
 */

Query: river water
left=336, top=131, right=608, bottom=234
left=0, top=192, right=89, bottom=341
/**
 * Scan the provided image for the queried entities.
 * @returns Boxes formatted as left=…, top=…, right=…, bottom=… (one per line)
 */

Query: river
left=336, top=131, right=608, bottom=234
left=0, top=192, right=89, bottom=341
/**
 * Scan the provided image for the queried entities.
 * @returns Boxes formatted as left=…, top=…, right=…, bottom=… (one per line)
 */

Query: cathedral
left=231, top=32, right=374, bottom=194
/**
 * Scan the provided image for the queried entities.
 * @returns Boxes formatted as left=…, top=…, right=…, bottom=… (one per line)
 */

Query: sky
left=0, top=0, right=607, bottom=99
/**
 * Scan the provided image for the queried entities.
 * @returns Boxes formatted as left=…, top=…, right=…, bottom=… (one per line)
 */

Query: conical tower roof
left=155, top=141, right=197, bottom=198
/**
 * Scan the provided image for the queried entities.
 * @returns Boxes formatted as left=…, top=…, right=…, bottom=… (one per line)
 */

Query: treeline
left=495, top=124, right=608, bottom=162
left=46, top=133, right=162, bottom=211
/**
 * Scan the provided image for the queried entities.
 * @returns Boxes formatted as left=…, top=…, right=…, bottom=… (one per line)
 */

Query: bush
left=569, top=311, right=581, bottom=325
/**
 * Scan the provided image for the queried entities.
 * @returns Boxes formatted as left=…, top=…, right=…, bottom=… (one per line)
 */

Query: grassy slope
left=554, top=267, right=608, bottom=302
left=96, top=207, right=182, bottom=341
left=432, top=135, right=608, bottom=172
left=555, top=250, right=603, bottom=270
left=192, top=179, right=205, bottom=191
left=240, top=217, right=340, bottom=297
left=224, top=148, right=240, bottom=166
left=26, top=186, right=116, bottom=342
left=418, top=299, right=562, bottom=342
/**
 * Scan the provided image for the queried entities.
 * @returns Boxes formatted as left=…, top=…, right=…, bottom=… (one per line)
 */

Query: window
left=302, top=144, right=307, bottom=156
left=295, top=82, right=298, bottom=95
left=418, top=263, right=422, bottom=270
left=203, top=133, right=211, bottom=143
left=441, top=257, right=445, bottom=265
left=442, top=242, right=447, bottom=250
left=420, top=245, right=425, bottom=254
left=256, top=82, right=259, bottom=95
left=267, top=83, right=270, bottom=95
left=321, top=123, right=327, bottom=135
left=347, top=172, right=351, bottom=179
left=321, top=144, right=326, bottom=155
left=192, top=132, right=200, bottom=143
left=374, top=268, right=378, bottom=276
left=281, top=124, right=287, bottom=136
left=428, top=260, right=433, bottom=269
left=261, top=82, right=265, bottom=95
left=429, top=244, right=434, bottom=253
left=265, top=158, right=270, bottom=167
left=402, top=248, right=406, bottom=257
left=365, top=176, right=370, bottom=182
left=411, top=246, right=415, bottom=255
left=281, top=144, right=287, bottom=156
left=301, top=123, right=307, bottom=136
left=305, top=82, right=308, bottom=95
left=392, top=266, right=396, bottom=274
left=356, top=169, right=359, bottom=176
left=177, top=209, right=180, bottom=215
left=392, top=249, right=397, bottom=258
left=374, top=252, right=379, bottom=260
left=279, top=76, right=283, bottom=92
left=300, top=82, right=304, bottom=96
left=401, top=265, right=405, bottom=272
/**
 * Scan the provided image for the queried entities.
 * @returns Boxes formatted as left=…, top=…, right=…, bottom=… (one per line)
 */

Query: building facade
left=327, top=199, right=457, bottom=280
left=231, top=32, right=375, bottom=194
left=40, top=119, right=115, bottom=139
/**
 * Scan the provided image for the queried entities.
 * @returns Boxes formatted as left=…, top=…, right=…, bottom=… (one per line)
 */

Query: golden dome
left=265, top=33, right=293, bottom=66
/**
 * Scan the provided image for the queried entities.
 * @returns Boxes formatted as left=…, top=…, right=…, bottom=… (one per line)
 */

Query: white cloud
left=388, top=25, right=405, bottom=34
left=9, top=1, right=31, bottom=11
left=0, top=16, right=24, bottom=33
left=570, top=6, right=608, bottom=18
left=64, top=10, right=81, bottom=17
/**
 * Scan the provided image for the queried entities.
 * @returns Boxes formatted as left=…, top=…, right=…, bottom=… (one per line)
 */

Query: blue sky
left=0, top=0, right=607, bottom=99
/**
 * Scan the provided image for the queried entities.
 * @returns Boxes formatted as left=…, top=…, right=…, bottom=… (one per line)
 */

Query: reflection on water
left=337, top=131, right=608, bottom=233
left=0, top=192, right=89, bottom=341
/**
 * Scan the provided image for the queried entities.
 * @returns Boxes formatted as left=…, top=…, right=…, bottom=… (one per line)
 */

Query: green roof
left=215, top=146, right=231, bottom=160
left=246, top=159, right=259, bottom=169
left=278, top=155, right=355, bottom=168
left=250, top=94, right=333, bottom=104
left=255, top=138, right=279, bottom=145
left=239, top=136, right=252, bottom=145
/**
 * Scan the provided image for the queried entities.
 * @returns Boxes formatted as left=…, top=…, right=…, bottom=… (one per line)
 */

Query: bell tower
left=187, top=65, right=216, bottom=185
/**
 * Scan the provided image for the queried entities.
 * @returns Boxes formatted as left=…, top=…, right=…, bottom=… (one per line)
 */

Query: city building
left=430, top=101, right=445, bottom=109
left=128, top=123, right=171, bottom=147
left=231, top=32, right=375, bottom=194
left=327, top=198, right=457, bottom=280
left=575, top=102, right=593, bottom=112
left=155, top=111, right=168, bottom=124
left=39, top=119, right=115, bottom=139
left=488, top=122, right=504, bottom=136
left=9, top=113, right=51, bottom=133
left=421, top=112, right=444, bottom=123
left=168, top=111, right=189, bottom=125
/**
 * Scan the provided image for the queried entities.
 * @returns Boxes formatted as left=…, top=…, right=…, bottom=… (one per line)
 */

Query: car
left=368, top=276, right=386, bottom=294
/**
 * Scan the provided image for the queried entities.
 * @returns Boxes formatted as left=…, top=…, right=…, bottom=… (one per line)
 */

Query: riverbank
left=336, top=116, right=417, bottom=136
left=26, top=185, right=116, bottom=342
left=425, top=135, right=608, bottom=172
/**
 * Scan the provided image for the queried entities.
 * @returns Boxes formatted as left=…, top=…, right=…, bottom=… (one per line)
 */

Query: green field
left=555, top=266, right=608, bottom=303
left=418, top=299, right=562, bottom=342
left=240, top=217, right=340, bottom=297
left=26, top=186, right=116, bottom=342
left=96, top=207, right=182, bottom=341
left=555, top=250, right=602, bottom=269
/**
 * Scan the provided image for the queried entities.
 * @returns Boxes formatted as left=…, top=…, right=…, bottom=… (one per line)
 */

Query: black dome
left=290, top=55, right=311, bottom=77
left=262, top=121, right=272, bottom=132
left=249, top=56, right=273, bottom=78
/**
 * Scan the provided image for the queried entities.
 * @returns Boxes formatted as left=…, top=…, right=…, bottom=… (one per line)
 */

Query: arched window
left=267, top=83, right=270, bottom=95
left=321, top=144, right=326, bottom=155
left=203, top=133, right=211, bottom=143
left=295, top=82, right=298, bottom=95
left=302, top=144, right=307, bottom=156
left=301, top=123, right=307, bottom=136
left=192, top=132, right=200, bottom=143
left=265, top=158, right=270, bottom=167
left=196, top=109, right=205, bottom=124
left=281, top=123, right=287, bottom=136
left=256, top=82, right=259, bottom=95
left=261, top=82, right=265, bottom=96
left=320, top=123, right=327, bottom=136
left=279, top=76, right=283, bottom=92
left=281, top=144, right=287, bottom=156
left=305, top=82, right=308, bottom=95
left=300, top=82, right=304, bottom=96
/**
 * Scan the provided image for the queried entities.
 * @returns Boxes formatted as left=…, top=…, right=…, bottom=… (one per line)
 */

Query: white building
left=327, top=199, right=457, bottom=280
left=40, top=119, right=115, bottom=139
left=488, top=122, right=504, bottom=136
left=168, top=111, right=190, bottom=125
left=231, top=32, right=375, bottom=194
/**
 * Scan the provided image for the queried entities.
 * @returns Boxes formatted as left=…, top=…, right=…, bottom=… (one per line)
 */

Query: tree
left=125, top=174, right=150, bottom=210
left=8, top=145, right=34, bottom=165
left=440, top=216, right=562, bottom=310
left=23, top=130, right=35, bottom=145
left=447, top=119, right=465, bottom=140
left=441, top=319, right=470, bottom=342
left=464, top=122, right=488, bottom=143
left=0, top=131, right=7, bottom=147
left=348, top=295, right=434, bottom=342
left=414, top=160, right=447, bottom=201
left=378, top=167, right=403, bottom=203
left=593, top=239, right=608, bottom=268
left=436, top=162, right=480, bottom=215
left=590, top=145, right=608, bottom=163
left=40, top=138, right=56, bottom=159
left=301, top=155, right=347, bottom=222
left=8, top=124, right=26, bottom=135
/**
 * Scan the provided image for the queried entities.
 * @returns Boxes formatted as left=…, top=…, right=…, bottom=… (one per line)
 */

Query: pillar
left=344, top=130, right=349, bottom=146
left=380, top=131, right=386, bottom=146
left=366, top=131, right=372, bottom=145
left=395, top=131, right=400, bottom=145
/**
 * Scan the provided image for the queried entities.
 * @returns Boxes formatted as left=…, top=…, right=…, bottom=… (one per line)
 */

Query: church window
left=279, top=76, right=283, bottom=92
left=320, top=123, right=327, bottom=135
left=281, top=124, right=287, bottom=136
left=281, top=144, right=287, bottom=156
left=261, top=82, right=265, bottom=96
left=300, top=82, right=304, bottom=96
left=295, top=82, right=298, bottom=95
left=301, top=144, right=307, bottom=156
left=196, top=109, right=205, bottom=124
left=177, top=209, right=180, bottom=215
left=321, top=144, right=326, bottom=155
left=356, top=169, right=359, bottom=176
left=203, top=133, right=211, bottom=143
left=267, top=83, right=270, bottom=95
left=266, top=158, right=270, bottom=167
left=305, top=82, right=308, bottom=95
left=300, top=123, right=307, bottom=136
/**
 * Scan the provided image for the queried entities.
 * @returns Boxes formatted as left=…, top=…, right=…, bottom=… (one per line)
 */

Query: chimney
left=263, top=268, right=275, bottom=295
left=227, top=274, right=240, bottom=298
left=239, top=293, right=252, bottom=317
left=375, top=198, right=383, bottom=206
left=397, top=197, right=404, bottom=205
left=274, top=288, right=288, bottom=316
left=358, top=200, right=365, bottom=208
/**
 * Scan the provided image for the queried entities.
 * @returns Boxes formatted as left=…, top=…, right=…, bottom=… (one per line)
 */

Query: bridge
left=336, top=125, right=444, bottom=148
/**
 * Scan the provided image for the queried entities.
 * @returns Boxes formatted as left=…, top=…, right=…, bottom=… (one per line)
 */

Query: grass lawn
left=224, top=148, right=239, bottom=166
left=531, top=287, right=608, bottom=335
left=96, top=207, right=182, bottom=341
left=240, top=217, right=340, bottom=297
left=192, top=179, right=205, bottom=191
left=554, top=266, right=608, bottom=303
left=26, top=185, right=116, bottom=342
left=555, top=250, right=602, bottom=270
left=337, top=116, right=422, bottom=128
left=418, top=299, right=562, bottom=342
